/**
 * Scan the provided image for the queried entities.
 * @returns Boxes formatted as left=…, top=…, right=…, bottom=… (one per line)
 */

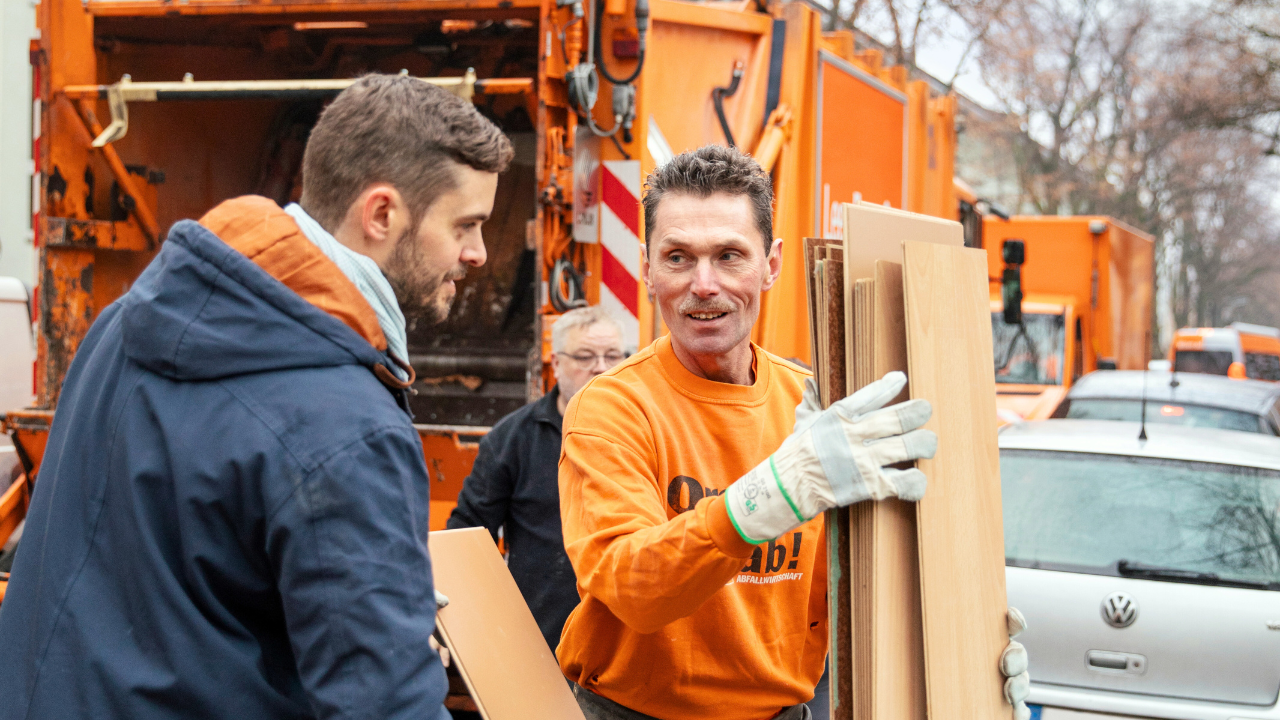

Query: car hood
left=1008, top=566, right=1280, bottom=706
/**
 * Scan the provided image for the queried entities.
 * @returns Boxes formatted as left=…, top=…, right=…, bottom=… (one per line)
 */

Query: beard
left=382, top=227, right=468, bottom=328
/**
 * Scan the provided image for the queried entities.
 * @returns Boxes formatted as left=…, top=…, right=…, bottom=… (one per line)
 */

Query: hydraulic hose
left=594, top=0, right=648, bottom=86
left=712, top=61, right=745, bottom=147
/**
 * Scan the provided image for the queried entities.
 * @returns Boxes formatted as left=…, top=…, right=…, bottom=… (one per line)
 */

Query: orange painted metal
left=20, top=0, right=963, bottom=582
left=75, top=100, right=160, bottom=242
left=87, top=0, right=542, bottom=17
left=2, top=410, right=53, bottom=481
left=418, top=425, right=487, bottom=531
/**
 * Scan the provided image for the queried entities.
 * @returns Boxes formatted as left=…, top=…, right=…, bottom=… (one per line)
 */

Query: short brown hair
left=642, top=145, right=774, bottom=256
left=301, top=73, right=514, bottom=230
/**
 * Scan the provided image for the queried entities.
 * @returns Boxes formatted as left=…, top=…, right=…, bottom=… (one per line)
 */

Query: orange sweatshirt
left=557, top=335, right=827, bottom=720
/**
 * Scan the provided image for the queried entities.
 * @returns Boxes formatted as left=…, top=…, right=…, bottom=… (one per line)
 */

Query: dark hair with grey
left=641, top=145, right=774, bottom=256
left=301, top=73, right=514, bottom=230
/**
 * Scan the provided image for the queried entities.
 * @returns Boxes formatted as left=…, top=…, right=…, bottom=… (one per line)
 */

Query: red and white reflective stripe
left=31, top=56, right=41, bottom=244
left=599, top=160, right=641, bottom=352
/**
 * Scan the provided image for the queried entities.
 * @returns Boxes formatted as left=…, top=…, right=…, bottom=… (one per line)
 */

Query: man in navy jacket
left=448, top=306, right=625, bottom=652
left=0, top=74, right=512, bottom=719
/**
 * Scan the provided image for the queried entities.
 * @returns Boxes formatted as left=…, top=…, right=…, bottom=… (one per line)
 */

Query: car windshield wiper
left=1116, top=559, right=1276, bottom=590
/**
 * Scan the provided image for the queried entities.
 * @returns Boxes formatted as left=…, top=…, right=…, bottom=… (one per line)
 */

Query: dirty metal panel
left=38, top=246, right=94, bottom=409
left=44, top=217, right=151, bottom=252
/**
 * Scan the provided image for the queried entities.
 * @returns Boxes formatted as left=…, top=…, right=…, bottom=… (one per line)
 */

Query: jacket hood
left=121, top=198, right=390, bottom=381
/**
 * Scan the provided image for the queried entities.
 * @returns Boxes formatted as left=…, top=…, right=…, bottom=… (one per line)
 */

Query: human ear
left=761, top=237, right=784, bottom=291
left=640, top=244, right=656, bottom=301
left=360, top=185, right=410, bottom=253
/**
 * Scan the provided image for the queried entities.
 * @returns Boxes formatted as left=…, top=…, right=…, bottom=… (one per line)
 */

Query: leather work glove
left=724, top=371, right=937, bottom=543
left=1003, top=607, right=1032, bottom=720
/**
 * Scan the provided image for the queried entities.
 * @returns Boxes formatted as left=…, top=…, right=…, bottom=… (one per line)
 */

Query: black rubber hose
left=594, top=0, right=647, bottom=86
left=712, top=63, right=744, bottom=147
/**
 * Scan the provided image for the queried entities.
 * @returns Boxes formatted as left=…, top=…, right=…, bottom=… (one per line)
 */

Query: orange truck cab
left=984, top=216, right=1154, bottom=424
left=1170, top=323, right=1280, bottom=381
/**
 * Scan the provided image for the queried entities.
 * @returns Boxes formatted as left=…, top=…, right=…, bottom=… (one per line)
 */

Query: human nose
left=462, top=229, right=487, bottom=267
left=689, top=259, right=720, bottom=297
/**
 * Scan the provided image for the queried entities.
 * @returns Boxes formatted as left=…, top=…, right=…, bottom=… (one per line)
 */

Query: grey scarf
left=284, top=203, right=409, bottom=379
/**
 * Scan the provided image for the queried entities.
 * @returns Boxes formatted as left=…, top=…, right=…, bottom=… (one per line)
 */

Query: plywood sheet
left=428, top=528, right=586, bottom=720
left=901, top=241, right=1011, bottom=720
left=842, top=203, right=961, bottom=390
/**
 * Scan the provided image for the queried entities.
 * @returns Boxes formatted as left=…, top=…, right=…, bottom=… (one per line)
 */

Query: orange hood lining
left=199, top=196, right=388, bottom=354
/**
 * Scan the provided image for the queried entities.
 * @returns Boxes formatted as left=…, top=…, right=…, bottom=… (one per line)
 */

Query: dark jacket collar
left=532, top=385, right=563, bottom=431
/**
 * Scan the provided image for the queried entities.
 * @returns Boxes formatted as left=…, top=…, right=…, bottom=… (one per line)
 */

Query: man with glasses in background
left=448, top=305, right=625, bottom=653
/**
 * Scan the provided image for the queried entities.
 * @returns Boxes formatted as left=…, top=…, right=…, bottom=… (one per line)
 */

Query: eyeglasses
left=557, top=351, right=626, bottom=367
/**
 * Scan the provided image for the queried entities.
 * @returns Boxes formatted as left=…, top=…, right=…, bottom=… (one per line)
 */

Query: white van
left=0, top=277, right=35, bottom=418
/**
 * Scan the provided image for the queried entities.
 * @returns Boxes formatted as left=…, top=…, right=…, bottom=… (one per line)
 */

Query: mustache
left=677, top=298, right=735, bottom=315
left=444, top=265, right=468, bottom=282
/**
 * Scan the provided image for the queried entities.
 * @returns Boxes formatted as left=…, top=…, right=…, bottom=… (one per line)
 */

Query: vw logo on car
left=1101, top=592, right=1139, bottom=629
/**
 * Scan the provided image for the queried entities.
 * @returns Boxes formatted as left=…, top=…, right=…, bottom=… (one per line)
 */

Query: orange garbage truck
left=0, top=0, right=963, bottom=602
left=983, top=215, right=1154, bottom=423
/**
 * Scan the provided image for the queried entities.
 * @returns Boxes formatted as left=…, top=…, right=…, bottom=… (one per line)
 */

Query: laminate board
left=840, top=204, right=958, bottom=720
left=869, top=260, right=925, bottom=720
left=901, top=240, right=1011, bottom=720
left=842, top=203, right=961, bottom=382
left=429, top=528, right=586, bottom=720
left=850, top=278, right=876, bottom=720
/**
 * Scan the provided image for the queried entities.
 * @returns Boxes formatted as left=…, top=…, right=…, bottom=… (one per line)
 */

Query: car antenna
left=1138, top=366, right=1149, bottom=441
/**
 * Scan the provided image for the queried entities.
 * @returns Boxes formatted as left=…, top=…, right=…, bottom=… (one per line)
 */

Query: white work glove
left=724, top=371, right=937, bottom=543
left=1003, top=607, right=1032, bottom=720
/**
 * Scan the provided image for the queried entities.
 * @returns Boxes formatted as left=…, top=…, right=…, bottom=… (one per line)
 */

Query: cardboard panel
left=429, top=528, right=585, bottom=720
left=901, top=241, right=1011, bottom=720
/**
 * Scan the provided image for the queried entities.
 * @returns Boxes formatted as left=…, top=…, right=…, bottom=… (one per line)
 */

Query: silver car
left=1051, top=370, right=1280, bottom=435
left=1000, top=420, right=1280, bottom=720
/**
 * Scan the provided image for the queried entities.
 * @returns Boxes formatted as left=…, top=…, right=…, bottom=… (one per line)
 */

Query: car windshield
left=1057, top=398, right=1266, bottom=434
left=993, top=312, right=1066, bottom=385
left=1002, top=449, right=1280, bottom=587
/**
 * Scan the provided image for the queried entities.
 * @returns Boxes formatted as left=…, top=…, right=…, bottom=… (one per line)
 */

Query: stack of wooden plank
left=807, top=203, right=1012, bottom=720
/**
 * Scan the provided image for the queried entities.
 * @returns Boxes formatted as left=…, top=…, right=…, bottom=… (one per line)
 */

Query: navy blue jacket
left=0, top=219, right=449, bottom=719
left=446, top=386, right=579, bottom=652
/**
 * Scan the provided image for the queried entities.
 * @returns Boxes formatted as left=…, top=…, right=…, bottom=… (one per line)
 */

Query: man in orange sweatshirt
left=557, top=145, right=1031, bottom=720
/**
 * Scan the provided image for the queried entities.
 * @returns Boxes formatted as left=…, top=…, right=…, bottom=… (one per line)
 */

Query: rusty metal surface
left=37, top=246, right=94, bottom=409
left=1, top=410, right=53, bottom=481
left=45, top=217, right=151, bottom=252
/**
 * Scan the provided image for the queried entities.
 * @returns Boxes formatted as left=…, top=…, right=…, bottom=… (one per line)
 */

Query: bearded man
left=0, top=74, right=511, bottom=720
